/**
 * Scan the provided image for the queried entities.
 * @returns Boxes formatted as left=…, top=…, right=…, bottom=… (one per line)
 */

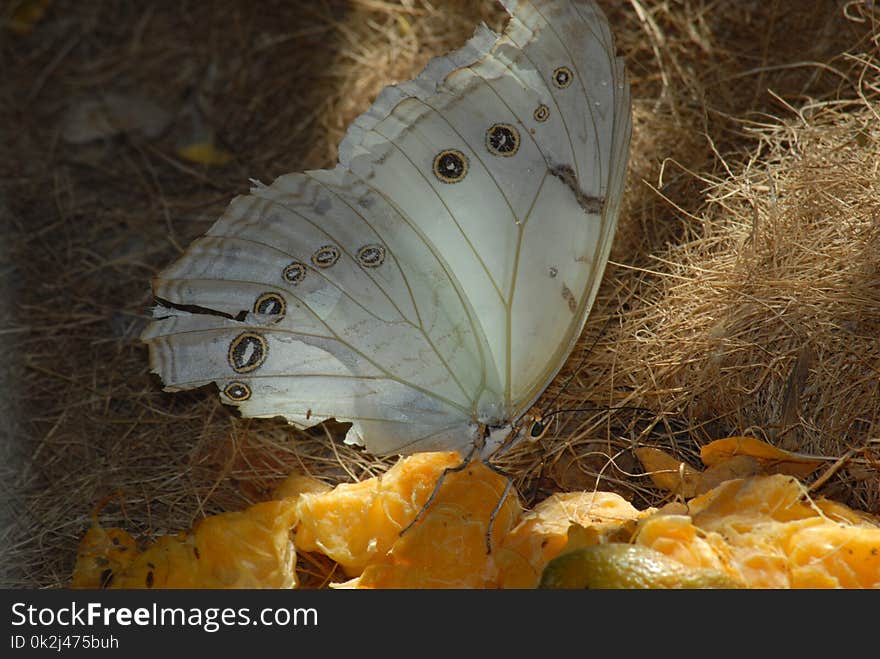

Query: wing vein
left=504, top=169, right=550, bottom=409
left=160, top=325, right=472, bottom=415
left=372, top=125, right=507, bottom=304
left=530, top=0, right=611, bottom=189
left=340, top=152, right=498, bottom=410
left=302, top=175, right=477, bottom=405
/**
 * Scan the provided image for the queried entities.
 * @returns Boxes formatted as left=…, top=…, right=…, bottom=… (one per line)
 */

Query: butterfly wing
left=490, top=0, right=632, bottom=414
left=336, top=0, right=631, bottom=421
left=143, top=168, right=499, bottom=455
left=142, top=0, right=631, bottom=456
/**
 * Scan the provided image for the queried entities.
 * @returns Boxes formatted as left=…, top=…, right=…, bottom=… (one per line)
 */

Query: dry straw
left=1, top=0, right=878, bottom=587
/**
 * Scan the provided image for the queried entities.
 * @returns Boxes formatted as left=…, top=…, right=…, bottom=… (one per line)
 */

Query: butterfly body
left=143, top=0, right=632, bottom=458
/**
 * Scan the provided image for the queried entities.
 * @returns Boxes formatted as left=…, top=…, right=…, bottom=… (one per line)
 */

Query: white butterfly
left=142, top=0, right=632, bottom=460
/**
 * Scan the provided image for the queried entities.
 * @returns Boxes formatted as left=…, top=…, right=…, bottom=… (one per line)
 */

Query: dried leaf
left=696, top=455, right=760, bottom=494
left=634, top=447, right=702, bottom=498
left=700, top=436, right=826, bottom=478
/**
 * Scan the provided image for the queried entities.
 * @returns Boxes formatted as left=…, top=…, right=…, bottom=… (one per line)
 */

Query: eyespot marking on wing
left=356, top=244, right=386, bottom=268
left=311, top=245, right=341, bottom=268
left=533, top=104, right=550, bottom=122
left=228, top=332, right=268, bottom=373
left=282, top=261, right=307, bottom=285
left=253, top=292, right=286, bottom=319
left=552, top=66, right=574, bottom=89
left=223, top=381, right=252, bottom=402
left=433, top=149, right=468, bottom=183
left=486, top=123, right=520, bottom=157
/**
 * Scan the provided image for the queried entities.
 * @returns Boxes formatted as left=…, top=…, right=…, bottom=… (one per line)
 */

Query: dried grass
left=1, top=0, right=878, bottom=588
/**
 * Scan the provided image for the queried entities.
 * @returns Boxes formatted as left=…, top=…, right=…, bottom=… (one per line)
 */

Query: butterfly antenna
left=538, top=404, right=657, bottom=425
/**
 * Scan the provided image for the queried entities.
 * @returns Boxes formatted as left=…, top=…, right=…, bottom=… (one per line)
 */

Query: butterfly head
left=478, top=407, right=550, bottom=459
left=526, top=415, right=550, bottom=442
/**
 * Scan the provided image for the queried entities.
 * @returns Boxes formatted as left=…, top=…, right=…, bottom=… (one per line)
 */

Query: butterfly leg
left=478, top=457, right=518, bottom=555
left=485, top=475, right=514, bottom=555
left=398, top=445, right=478, bottom=538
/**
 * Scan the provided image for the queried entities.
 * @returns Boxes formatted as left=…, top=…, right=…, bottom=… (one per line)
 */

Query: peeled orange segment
left=350, top=460, right=522, bottom=589
left=636, top=475, right=880, bottom=588
left=497, top=491, right=652, bottom=588
left=71, top=525, right=139, bottom=589
left=273, top=474, right=333, bottom=500
left=294, top=452, right=466, bottom=575
left=71, top=456, right=880, bottom=589
left=72, top=499, right=300, bottom=589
